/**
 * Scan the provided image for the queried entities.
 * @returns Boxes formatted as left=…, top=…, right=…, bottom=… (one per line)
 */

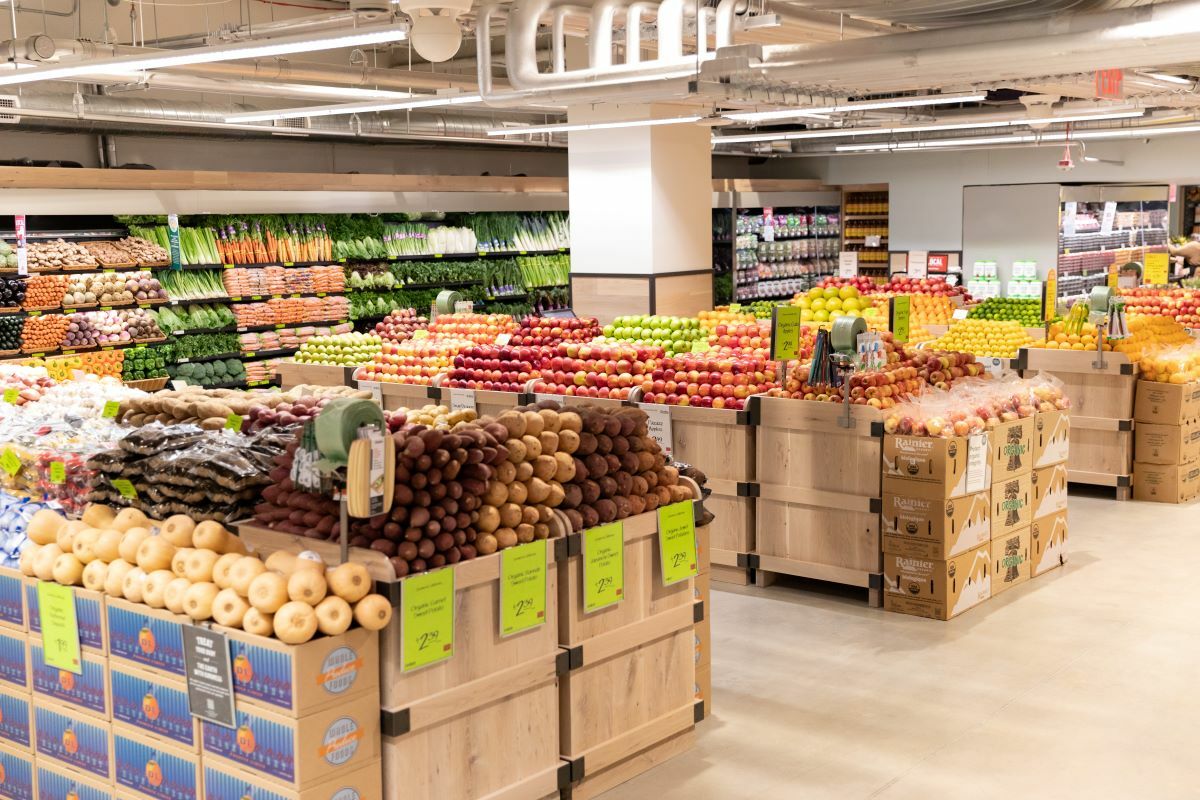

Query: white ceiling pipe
left=715, top=0, right=745, bottom=49
left=753, top=0, right=1200, bottom=93
left=656, top=0, right=685, bottom=61
left=624, top=1, right=658, bottom=64
left=590, top=0, right=630, bottom=70
left=552, top=5, right=591, bottom=73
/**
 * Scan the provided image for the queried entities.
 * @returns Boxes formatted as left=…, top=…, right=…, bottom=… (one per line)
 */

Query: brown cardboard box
left=201, top=691, right=381, bottom=791
left=0, top=740, right=35, bottom=799
left=1032, top=410, right=1070, bottom=468
left=1133, top=462, right=1200, bottom=503
left=882, top=434, right=989, bottom=499
left=989, top=417, right=1034, bottom=480
left=112, top=725, right=199, bottom=800
left=1030, top=511, right=1069, bottom=578
left=203, top=758, right=383, bottom=800
left=214, top=623, right=379, bottom=717
left=1134, top=419, right=1200, bottom=465
left=1030, top=462, right=1069, bottom=521
left=991, top=472, right=1032, bottom=538
left=36, top=760, right=117, bottom=800
left=881, top=489, right=991, bottom=560
left=883, top=543, right=991, bottom=621
left=1135, top=380, right=1200, bottom=425
left=990, top=526, right=1031, bottom=596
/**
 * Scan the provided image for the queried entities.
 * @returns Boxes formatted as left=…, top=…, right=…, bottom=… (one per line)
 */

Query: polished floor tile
left=600, top=492, right=1200, bottom=799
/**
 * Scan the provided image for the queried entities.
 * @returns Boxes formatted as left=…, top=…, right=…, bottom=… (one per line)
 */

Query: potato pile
left=116, top=384, right=368, bottom=430
left=19, top=505, right=391, bottom=644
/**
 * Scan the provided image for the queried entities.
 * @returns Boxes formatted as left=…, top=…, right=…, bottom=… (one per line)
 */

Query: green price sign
left=0, top=449, right=19, bottom=477
left=657, top=501, right=698, bottom=586
left=583, top=522, right=624, bottom=613
left=224, top=414, right=243, bottom=432
left=101, top=400, right=120, bottom=419
left=49, top=461, right=65, bottom=485
left=37, top=581, right=82, bottom=674
left=890, top=296, right=911, bottom=344
left=402, top=568, right=454, bottom=672
left=770, top=305, right=803, bottom=362
left=2, top=388, right=17, bottom=404
left=111, top=478, right=137, bottom=499
left=499, top=540, right=547, bottom=637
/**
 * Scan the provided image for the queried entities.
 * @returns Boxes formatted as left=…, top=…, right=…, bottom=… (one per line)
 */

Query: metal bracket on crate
left=735, top=409, right=752, bottom=426
left=380, top=707, right=411, bottom=737
left=1118, top=419, right=1134, bottom=432
left=518, top=392, right=536, bottom=406
left=869, top=421, right=884, bottom=438
left=694, top=699, right=706, bottom=724
left=1117, top=475, right=1132, bottom=487
left=340, top=366, right=356, bottom=387
left=736, top=482, right=760, bottom=498
left=425, top=386, right=441, bottom=400
left=745, top=395, right=763, bottom=426
left=868, top=573, right=883, bottom=590
left=745, top=553, right=762, bottom=570
left=735, top=552, right=752, bottom=569
left=868, top=497, right=882, bottom=514
left=373, top=578, right=402, bottom=608
left=553, top=536, right=572, bottom=562
left=693, top=601, right=705, bottom=624
left=565, top=532, right=582, bottom=558
left=560, top=645, right=583, bottom=671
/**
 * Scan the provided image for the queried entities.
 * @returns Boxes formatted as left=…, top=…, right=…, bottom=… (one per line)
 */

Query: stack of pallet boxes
left=1029, top=407, right=1071, bottom=578
left=0, top=567, right=382, bottom=800
left=1133, top=381, right=1200, bottom=503
left=881, top=411, right=1062, bottom=620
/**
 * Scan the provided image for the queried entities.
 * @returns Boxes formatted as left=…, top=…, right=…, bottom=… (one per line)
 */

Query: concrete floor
left=601, top=491, right=1200, bottom=800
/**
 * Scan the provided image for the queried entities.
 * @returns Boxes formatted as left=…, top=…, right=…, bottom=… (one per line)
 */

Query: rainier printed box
left=1030, top=511, right=1069, bottom=577
left=1132, top=462, right=1200, bottom=503
left=202, top=758, right=383, bottom=800
left=0, top=630, right=27, bottom=693
left=30, top=636, right=110, bottom=720
left=0, top=686, right=30, bottom=750
left=988, top=417, right=1034, bottom=480
left=882, top=434, right=989, bottom=499
left=881, top=490, right=991, bottom=560
left=1134, top=419, right=1200, bottom=465
left=883, top=543, right=991, bottom=621
left=32, top=700, right=111, bottom=780
left=110, top=663, right=199, bottom=752
left=215, top=624, right=378, bottom=717
left=24, top=580, right=106, bottom=654
left=990, top=472, right=1032, bottom=538
left=1135, top=380, right=1200, bottom=425
left=105, top=598, right=186, bottom=678
left=36, top=761, right=116, bottom=800
left=0, top=741, right=34, bottom=800
left=1031, top=410, right=1070, bottom=468
left=112, top=726, right=200, bottom=800
left=201, top=692, right=380, bottom=791
left=1030, top=462, right=1069, bottom=521
left=989, top=526, right=1031, bottom=596
left=0, top=569, right=25, bottom=632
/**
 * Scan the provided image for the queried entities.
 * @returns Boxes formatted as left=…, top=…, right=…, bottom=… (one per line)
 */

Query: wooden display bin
left=237, top=521, right=570, bottom=800
left=275, top=360, right=354, bottom=391
left=380, top=381, right=443, bottom=413
left=1018, top=348, right=1136, bottom=498
left=558, top=508, right=700, bottom=799
left=669, top=404, right=756, bottom=586
left=431, top=386, right=531, bottom=419
left=750, top=396, right=883, bottom=604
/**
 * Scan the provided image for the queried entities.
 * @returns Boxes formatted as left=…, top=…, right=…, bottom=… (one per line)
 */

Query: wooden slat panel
left=570, top=276, right=651, bottom=324
left=756, top=498, right=881, bottom=574
left=754, top=554, right=875, bottom=588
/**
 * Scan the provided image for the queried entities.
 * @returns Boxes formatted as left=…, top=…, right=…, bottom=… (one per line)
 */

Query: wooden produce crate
left=749, top=395, right=884, bottom=605
left=431, top=386, right=532, bottom=419
left=1018, top=348, right=1136, bottom=498
left=237, top=522, right=571, bottom=800
left=379, top=381, right=444, bottom=413
left=694, top=525, right=711, bottom=718
left=558, top=508, right=701, bottom=800
left=275, top=359, right=354, bottom=390
left=669, top=404, right=755, bottom=586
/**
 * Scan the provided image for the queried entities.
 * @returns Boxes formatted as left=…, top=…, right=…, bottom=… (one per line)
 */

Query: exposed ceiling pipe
left=141, top=11, right=364, bottom=48
left=768, top=3, right=897, bottom=39
left=752, top=0, right=1200, bottom=93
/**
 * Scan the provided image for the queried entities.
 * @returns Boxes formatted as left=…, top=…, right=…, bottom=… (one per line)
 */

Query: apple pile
left=814, top=275, right=879, bottom=295
left=355, top=338, right=472, bottom=385
left=1117, top=287, right=1200, bottom=328
left=510, top=316, right=602, bottom=346
left=705, top=320, right=779, bottom=359
left=447, top=344, right=550, bottom=393
left=427, top=312, right=518, bottom=345
left=883, top=376, right=1068, bottom=437
left=372, top=308, right=429, bottom=342
left=293, top=333, right=382, bottom=366
left=699, top=309, right=758, bottom=326
left=636, top=354, right=777, bottom=410
left=904, top=349, right=985, bottom=390
left=531, top=342, right=664, bottom=400
left=602, top=315, right=709, bottom=356
left=773, top=361, right=921, bottom=409
left=880, top=276, right=971, bottom=300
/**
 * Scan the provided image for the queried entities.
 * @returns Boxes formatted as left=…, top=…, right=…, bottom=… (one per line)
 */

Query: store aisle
left=600, top=492, right=1200, bottom=800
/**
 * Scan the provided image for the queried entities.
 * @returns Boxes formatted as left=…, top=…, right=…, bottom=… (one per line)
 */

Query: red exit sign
left=1095, top=69, right=1124, bottom=99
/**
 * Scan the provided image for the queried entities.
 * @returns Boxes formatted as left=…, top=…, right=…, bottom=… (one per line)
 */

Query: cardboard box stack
left=882, top=411, right=1068, bottom=621
left=1133, top=381, right=1200, bottom=503
left=0, top=569, right=382, bottom=800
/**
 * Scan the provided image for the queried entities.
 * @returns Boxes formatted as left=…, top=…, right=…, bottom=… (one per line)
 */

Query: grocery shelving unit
left=1057, top=185, right=1170, bottom=301
left=841, top=185, right=890, bottom=279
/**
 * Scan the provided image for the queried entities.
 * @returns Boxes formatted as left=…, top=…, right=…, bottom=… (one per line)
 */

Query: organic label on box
left=111, top=478, right=137, bottom=499
left=658, top=501, right=698, bottom=586
left=402, top=568, right=455, bottom=672
left=37, top=581, right=82, bottom=674
left=583, top=522, right=624, bottom=613
left=640, top=403, right=673, bottom=459
left=500, top=540, right=547, bottom=637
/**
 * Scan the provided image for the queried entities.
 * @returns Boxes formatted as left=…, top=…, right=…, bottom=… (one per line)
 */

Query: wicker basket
left=124, top=376, right=169, bottom=391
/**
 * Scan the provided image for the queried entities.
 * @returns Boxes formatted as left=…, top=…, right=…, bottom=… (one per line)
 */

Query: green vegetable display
left=156, top=303, right=235, bottom=332
left=968, top=297, right=1045, bottom=326
left=173, top=332, right=241, bottom=360
left=157, top=269, right=228, bottom=300
left=169, top=357, right=246, bottom=387
left=122, top=346, right=169, bottom=381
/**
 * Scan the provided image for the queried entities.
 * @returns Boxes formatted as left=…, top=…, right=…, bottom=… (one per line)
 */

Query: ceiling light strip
left=723, top=91, right=988, bottom=123
left=831, top=122, right=1200, bottom=153
left=224, top=93, right=484, bottom=123
left=486, top=115, right=703, bottom=136
left=0, top=23, right=409, bottom=88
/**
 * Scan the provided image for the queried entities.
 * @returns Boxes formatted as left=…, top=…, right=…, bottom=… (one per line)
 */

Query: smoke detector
left=399, top=0, right=470, bottom=62
left=349, top=0, right=391, bottom=21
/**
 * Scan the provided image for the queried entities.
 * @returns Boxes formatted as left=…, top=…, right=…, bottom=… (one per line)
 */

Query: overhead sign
left=1095, top=69, right=1124, bottom=99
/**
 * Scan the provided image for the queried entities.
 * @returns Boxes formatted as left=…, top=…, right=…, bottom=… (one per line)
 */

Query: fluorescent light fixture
left=714, top=109, right=1145, bottom=145
left=723, top=91, right=987, bottom=123
left=833, top=121, right=1200, bottom=153
left=1140, top=71, right=1196, bottom=86
left=224, top=93, right=483, bottom=123
left=487, top=115, right=703, bottom=136
left=0, top=23, right=409, bottom=87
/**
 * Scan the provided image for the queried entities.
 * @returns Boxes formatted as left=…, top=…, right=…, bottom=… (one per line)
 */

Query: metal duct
left=753, top=0, right=1200, bottom=94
